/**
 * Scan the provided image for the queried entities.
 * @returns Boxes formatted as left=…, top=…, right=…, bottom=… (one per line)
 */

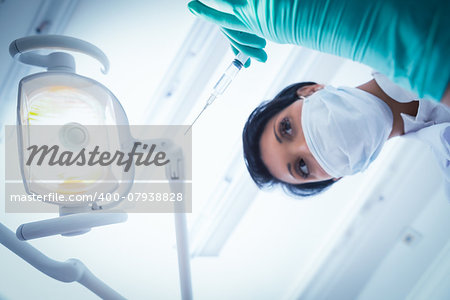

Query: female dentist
left=242, top=72, right=450, bottom=197
left=188, top=0, right=450, bottom=105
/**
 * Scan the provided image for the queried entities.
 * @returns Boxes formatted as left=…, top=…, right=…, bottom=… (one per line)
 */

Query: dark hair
left=242, top=82, right=336, bottom=197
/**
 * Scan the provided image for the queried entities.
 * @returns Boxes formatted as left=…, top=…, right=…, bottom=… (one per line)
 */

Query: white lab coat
left=373, top=72, right=450, bottom=196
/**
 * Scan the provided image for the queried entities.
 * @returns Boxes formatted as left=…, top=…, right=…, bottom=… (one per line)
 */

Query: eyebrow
left=273, top=122, right=282, bottom=143
left=287, top=163, right=295, bottom=178
left=273, top=121, right=296, bottom=178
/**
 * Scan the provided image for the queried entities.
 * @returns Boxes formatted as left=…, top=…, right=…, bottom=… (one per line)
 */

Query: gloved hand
left=187, top=0, right=450, bottom=102
left=187, top=0, right=350, bottom=65
left=187, top=0, right=283, bottom=64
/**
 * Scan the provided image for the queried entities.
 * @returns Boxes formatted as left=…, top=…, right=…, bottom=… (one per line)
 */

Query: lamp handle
left=9, top=35, right=109, bottom=74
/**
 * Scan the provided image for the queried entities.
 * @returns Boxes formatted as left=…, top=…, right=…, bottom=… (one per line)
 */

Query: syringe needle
left=185, top=94, right=217, bottom=135
left=184, top=105, right=208, bottom=135
left=184, top=53, right=249, bottom=135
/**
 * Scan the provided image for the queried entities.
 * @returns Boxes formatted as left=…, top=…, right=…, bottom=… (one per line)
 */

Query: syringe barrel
left=212, top=53, right=249, bottom=96
left=212, top=63, right=240, bottom=96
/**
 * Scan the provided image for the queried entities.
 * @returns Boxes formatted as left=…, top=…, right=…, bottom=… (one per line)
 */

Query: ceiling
left=0, top=1, right=449, bottom=299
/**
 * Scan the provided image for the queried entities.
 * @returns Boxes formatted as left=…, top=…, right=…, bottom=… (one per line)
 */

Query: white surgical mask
left=301, top=86, right=393, bottom=177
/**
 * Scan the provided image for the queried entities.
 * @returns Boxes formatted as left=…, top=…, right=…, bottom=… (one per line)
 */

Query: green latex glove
left=187, top=0, right=450, bottom=101
left=187, top=0, right=388, bottom=64
left=188, top=0, right=271, bottom=64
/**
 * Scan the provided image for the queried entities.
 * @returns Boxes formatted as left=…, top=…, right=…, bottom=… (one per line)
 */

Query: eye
left=279, top=118, right=293, bottom=136
left=296, top=159, right=309, bottom=178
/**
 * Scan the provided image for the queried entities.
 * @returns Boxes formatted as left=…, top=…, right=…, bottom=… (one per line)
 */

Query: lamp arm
left=0, top=223, right=125, bottom=299
left=16, top=210, right=128, bottom=241
left=165, top=143, right=193, bottom=300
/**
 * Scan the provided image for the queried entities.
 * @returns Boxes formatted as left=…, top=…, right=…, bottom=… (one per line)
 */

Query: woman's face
left=259, top=84, right=336, bottom=184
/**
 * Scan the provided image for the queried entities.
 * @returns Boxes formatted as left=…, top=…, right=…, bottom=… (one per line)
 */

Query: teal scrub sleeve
left=188, top=0, right=450, bottom=102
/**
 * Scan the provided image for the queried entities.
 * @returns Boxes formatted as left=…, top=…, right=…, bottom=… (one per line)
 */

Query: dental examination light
left=10, top=35, right=133, bottom=234
left=1, top=35, right=192, bottom=300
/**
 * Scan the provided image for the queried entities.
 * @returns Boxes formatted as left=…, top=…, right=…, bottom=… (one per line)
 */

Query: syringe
left=184, top=52, right=250, bottom=135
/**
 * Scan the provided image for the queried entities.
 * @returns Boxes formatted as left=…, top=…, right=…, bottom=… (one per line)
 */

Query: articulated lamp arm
left=0, top=223, right=125, bottom=299
left=164, top=142, right=193, bottom=300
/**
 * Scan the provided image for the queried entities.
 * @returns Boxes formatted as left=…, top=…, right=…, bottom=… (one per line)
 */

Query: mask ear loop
left=298, top=96, right=306, bottom=100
